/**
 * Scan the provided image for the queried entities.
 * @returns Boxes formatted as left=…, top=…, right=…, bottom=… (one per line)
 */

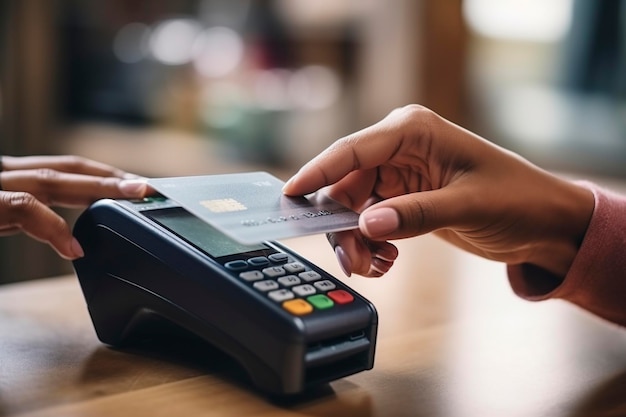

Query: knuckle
left=337, top=134, right=360, bottom=151
left=392, top=105, right=442, bottom=145
left=35, top=168, right=61, bottom=184
left=403, top=198, right=436, bottom=233
left=1, top=191, right=40, bottom=214
left=59, top=155, right=89, bottom=171
left=100, top=177, right=121, bottom=197
left=400, top=104, right=437, bottom=125
left=388, top=104, right=426, bottom=119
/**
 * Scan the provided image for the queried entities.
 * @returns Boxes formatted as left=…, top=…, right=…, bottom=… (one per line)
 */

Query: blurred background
left=1, top=0, right=625, bottom=283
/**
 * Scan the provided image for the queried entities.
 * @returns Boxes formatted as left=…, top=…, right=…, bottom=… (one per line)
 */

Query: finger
left=282, top=108, right=416, bottom=196
left=366, top=240, right=398, bottom=276
left=358, top=184, right=478, bottom=240
left=283, top=129, right=391, bottom=196
left=325, top=169, right=379, bottom=212
left=328, top=231, right=373, bottom=277
left=0, top=225, right=20, bottom=236
left=0, top=170, right=148, bottom=206
left=328, top=231, right=398, bottom=277
left=0, top=191, right=83, bottom=259
left=1, top=155, right=137, bottom=179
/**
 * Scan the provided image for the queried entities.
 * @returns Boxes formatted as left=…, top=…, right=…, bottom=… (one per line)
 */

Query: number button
left=292, top=284, right=316, bottom=297
left=314, top=280, right=336, bottom=292
left=239, top=270, right=264, bottom=282
left=299, top=271, right=321, bottom=282
left=262, top=266, right=286, bottom=278
left=284, top=262, right=305, bottom=274
left=253, top=280, right=280, bottom=292
left=277, top=275, right=301, bottom=287
left=268, top=289, right=294, bottom=302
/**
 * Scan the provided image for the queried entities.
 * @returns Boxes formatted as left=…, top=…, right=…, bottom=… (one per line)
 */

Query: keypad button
left=299, top=271, right=321, bottom=282
left=283, top=299, right=313, bottom=316
left=268, top=253, right=289, bottom=263
left=314, top=280, right=336, bottom=292
left=253, top=280, right=280, bottom=292
left=129, top=198, right=150, bottom=204
left=262, top=266, right=286, bottom=278
left=277, top=275, right=301, bottom=287
left=248, top=256, right=270, bottom=267
left=268, top=289, right=294, bottom=302
left=284, top=262, right=306, bottom=274
left=239, top=270, right=264, bottom=282
left=307, top=294, right=334, bottom=310
left=225, top=260, right=248, bottom=271
left=292, top=284, right=316, bottom=297
left=327, top=289, right=354, bottom=304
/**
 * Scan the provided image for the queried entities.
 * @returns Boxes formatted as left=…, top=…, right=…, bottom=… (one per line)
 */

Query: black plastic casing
left=72, top=198, right=377, bottom=395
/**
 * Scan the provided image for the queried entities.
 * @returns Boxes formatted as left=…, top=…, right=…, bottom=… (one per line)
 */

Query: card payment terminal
left=72, top=197, right=377, bottom=395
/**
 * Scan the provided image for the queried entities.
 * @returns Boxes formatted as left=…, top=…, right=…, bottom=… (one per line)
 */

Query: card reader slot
left=304, top=328, right=372, bottom=387
left=305, top=329, right=370, bottom=367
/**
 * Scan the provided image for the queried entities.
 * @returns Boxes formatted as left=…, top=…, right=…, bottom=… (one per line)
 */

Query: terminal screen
left=147, top=208, right=268, bottom=258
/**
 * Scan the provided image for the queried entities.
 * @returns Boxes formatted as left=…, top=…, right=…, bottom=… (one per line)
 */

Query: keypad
left=230, top=251, right=354, bottom=316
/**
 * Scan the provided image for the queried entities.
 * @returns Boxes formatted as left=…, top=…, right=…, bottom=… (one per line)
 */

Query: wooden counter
left=3, top=232, right=626, bottom=417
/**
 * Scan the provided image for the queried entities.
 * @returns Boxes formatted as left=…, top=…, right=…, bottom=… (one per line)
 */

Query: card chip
left=200, top=198, right=247, bottom=213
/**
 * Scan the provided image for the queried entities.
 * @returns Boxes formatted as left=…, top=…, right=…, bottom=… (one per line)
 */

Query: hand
left=283, top=105, right=594, bottom=278
left=0, top=155, right=149, bottom=260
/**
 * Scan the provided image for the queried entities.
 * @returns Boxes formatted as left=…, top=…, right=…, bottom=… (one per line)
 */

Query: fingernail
left=71, top=237, right=85, bottom=258
left=123, top=173, right=144, bottom=180
left=334, top=246, right=352, bottom=277
left=282, top=178, right=295, bottom=194
left=374, top=246, right=399, bottom=262
left=370, top=257, right=393, bottom=275
left=360, top=207, right=399, bottom=238
left=119, top=179, right=147, bottom=196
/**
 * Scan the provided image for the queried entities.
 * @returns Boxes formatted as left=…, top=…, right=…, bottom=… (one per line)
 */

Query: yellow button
left=283, top=299, right=313, bottom=316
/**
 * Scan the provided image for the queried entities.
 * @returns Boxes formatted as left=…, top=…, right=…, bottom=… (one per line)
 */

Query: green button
left=147, top=195, right=167, bottom=202
left=307, top=294, right=334, bottom=310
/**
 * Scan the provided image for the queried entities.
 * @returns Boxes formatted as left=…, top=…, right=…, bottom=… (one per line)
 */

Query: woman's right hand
left=283, top=105, right=594, bottom=279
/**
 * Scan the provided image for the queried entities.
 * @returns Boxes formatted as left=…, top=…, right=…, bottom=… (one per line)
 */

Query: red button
left=327, top=290, right=354, bottom=304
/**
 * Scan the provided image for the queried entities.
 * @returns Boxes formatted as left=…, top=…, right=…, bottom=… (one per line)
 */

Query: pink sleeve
left=508, top=182, right=626, bottom=326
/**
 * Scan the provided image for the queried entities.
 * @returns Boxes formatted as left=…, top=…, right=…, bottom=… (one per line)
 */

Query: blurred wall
left=1, top=0, right=71, bottom=284
left=0, top=0, right=468, bottom=283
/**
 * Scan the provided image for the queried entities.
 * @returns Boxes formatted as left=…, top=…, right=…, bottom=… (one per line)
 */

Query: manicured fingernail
left=374, top=247, right=399, bottom=262
left=123, top=173, right=143, bottom=180
left=119, top=179, right=147, bottom=196
left=334, top=246, right=352, bottom=277
left=360, top=208, right=399, bottom=238
left=282, top=177, right=296, bottom=194
left=370, top=257, right=393, bottom=275
left=71, top=237, right=84, bottom=258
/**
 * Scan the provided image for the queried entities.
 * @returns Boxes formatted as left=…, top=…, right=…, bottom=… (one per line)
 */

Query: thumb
left=359, top=187, right=471, bottom=240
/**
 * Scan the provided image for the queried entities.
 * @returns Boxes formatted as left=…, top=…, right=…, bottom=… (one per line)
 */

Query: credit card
left=148, top=172, right=359, bottom=244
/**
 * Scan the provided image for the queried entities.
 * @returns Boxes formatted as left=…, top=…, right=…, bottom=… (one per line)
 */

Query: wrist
left=530, top=178, right=595, bottom=279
